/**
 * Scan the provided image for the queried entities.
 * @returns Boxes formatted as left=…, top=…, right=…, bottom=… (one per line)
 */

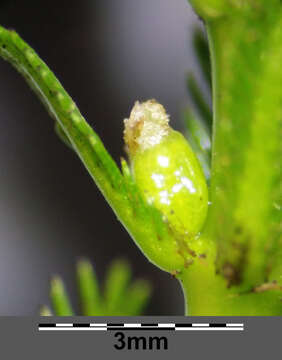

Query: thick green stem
left=181, top=1, right=282, bottom=315
left=180, top=259, right=282, bottom=315
left=178, top=236, right=282, bottom=315
left=206, top=4, right=282, bottom=289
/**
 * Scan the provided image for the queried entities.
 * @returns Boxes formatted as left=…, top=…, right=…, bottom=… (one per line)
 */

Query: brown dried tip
left=123, top=99, right=171, bottom=156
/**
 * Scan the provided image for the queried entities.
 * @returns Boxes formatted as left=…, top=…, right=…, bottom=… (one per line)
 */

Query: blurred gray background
left=0, top=0, right=203, bottom=315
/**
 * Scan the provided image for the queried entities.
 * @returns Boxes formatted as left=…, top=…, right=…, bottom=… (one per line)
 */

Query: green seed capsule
left=124, top=100, right=208, bottom=242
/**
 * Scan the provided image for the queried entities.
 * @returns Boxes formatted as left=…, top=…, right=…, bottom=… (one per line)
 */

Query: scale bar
left=176, top=327, right=244, bottom=331
left=39, top=327, right=107, bottom=331
left=38, top=322, right=244, bottom=332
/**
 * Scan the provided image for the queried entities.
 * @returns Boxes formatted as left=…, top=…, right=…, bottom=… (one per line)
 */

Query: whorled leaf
left=0, top=25, right=190, bottom=273
left=41, top=258, right=151, bottom=316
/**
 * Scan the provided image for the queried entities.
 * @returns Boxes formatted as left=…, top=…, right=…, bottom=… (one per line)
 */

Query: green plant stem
left=206, top=5, right=282, bottom=289
left=181, top=1, right=282, bottom=315
left=178, top=237, right=282, bottom=315
left=180, top=258, right=282, bottom=315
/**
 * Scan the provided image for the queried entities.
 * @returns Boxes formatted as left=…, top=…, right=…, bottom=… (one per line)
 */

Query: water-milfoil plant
left=0, top=0, right=281, bottom=315
left=40, top=258, right=151, bottom=316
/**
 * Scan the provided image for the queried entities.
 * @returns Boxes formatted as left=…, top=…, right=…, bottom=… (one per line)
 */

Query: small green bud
left=124, top=100, right=208, bottom=244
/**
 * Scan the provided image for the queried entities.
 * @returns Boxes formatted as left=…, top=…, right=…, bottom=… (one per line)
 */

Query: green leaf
left=122, top=279, right=152, bottom=316
left=0, top=25, right=187, bottom=273
left=50, top=276, right=74, bottom=316
left=104, top=259, right=131, bottom=315
left=188, top=0, right=230, bottom=20
left=193, top=28, right=211, bottom=88
left=0, top=24, right=127, bottom=217
left=184, top=108, right=211, bottom=155
left=183, top=108, right=211, bottom=180
left=39, top=305, right=53, bottom=316
left=76, top=258, right=102, bottom=316
left=187, top=73, right=213, bottom=130
left=43, top=258, right=151, bottom=316
left=54, top=121, right=73, bottom=149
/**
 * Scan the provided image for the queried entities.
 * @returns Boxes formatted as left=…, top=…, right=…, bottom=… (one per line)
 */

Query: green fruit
left=124, top=100, right=208, bottom=242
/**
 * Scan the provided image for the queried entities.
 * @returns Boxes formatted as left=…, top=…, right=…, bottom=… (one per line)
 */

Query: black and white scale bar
left=38, top=323, right=244, bottom=331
